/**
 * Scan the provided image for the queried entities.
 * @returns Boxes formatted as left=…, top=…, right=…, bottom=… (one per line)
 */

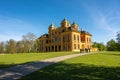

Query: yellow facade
left=39, top=18, right=92, bottom=52
left=91, top=48, right=98, bottom=52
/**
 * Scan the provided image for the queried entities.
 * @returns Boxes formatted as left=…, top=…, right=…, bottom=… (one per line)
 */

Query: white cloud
left=82, top=2, right=120, bottom=43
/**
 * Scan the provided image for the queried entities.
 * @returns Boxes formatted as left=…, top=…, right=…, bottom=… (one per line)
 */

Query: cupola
left=60, top=18, right=70, bottom=27
left=48, top=23, right=56, bottom=31
left=71, top=21, right=78, bottom=30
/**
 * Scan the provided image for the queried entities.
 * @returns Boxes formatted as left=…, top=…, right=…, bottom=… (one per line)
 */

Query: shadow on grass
left=0, top=62, right=33, bottom=69
left=0, top=61, right=55, bottom=80
left=0, top=61, right=46, bottom=69
left=0, top=64, right=14, bottom=69
left=103, top=52, right=120, bottom=56
left=19, top=62, right=120, bottom=80
left=107, top=54, right=120, bottom=56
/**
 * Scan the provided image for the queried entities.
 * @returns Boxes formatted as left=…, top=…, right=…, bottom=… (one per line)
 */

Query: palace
left=39, top=18, right=92, bottom=52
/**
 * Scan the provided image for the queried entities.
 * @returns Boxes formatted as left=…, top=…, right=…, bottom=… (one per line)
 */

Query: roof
left=39, top=34, right=49, bottom=38
left=81, top=31, right=92, bottom=36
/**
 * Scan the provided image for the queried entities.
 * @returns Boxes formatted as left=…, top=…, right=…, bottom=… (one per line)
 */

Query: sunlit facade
left=39, top=18, right=92, bottom=52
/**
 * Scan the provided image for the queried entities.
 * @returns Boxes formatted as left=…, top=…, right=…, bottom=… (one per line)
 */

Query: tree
left=22, top=33, right=36, bottom=53
left=34, top=39, right=41, bottom=52
left=16, top=41, right=25, bottom=53
left=116, top=32, right=120, bottom=51
left=92, top=42, right=98, bottom=48
left=5, top=39, right=16, bottom=53
left=0, top=42, right=4, bottom=53
left=106, top=39, right=117, bottom=51
left=92, top=42, right=106, bottom=51
left=116, top=31, right=120, bottom=43
left=97, top=43, right=106, bottom=51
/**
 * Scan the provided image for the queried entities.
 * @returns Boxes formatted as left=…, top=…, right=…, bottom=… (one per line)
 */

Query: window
left=77, top=35, right=79, bottom=41
left=46, top=40, right=48, bottom=43
left=87, top=37, right=89, bottom=42
left=62, top=29, right=65, bottom=32
left=68, top=44, right=70, bottom=50
left=59, top=31, right=61, bottom=34
left=63, top=36, right=65, bottom=42
left=52, top=39, right=54, bottom=43
left=78, top=44, right=80, bottom=49
left=57, top=38, right=60, bottom=42
left=55, top=31, right=57, bottom=34
left=40, top=40, right=43, bottom=44
left=68, top=35, right=70, bottom=41
left=74, top=35, right=76, bottom=40
left=55, top=37, right=57, bottom=42
left=74, top=44, right=76, bottom=49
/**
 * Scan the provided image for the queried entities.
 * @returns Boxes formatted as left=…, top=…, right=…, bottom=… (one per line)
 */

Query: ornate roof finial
left=81, top=28, right=83, bottom=31
left=60, top=17, right=70, bottom=27
left=62, top=17, right=68, bottom=22
left=72, top=21, right=78, bottom=26
left=51, top=22, right=54, bottom=26
left=64, top=17, right=67, bottom=21
left=72, top=21, right=75, bottom=24
left=49, top=22, right=56, bottom=28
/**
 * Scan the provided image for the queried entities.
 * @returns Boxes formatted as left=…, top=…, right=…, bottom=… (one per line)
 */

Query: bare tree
left=22, top=33, right=36, bottom=53
left=33, top=39, right=41, bottom=52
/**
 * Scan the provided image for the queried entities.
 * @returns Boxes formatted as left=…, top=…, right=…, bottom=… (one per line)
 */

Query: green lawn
left=0, top=52, right=79, bottom=69
left=19, top=52, right=120, bottom=80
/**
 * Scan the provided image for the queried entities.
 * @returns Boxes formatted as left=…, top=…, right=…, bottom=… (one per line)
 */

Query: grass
left=0, top=52, right=79, bottom=69
left=19, top=52, right=120, bottom=80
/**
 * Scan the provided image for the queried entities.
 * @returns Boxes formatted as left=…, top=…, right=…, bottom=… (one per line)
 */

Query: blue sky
left=0, top=0, right=120, bottom=44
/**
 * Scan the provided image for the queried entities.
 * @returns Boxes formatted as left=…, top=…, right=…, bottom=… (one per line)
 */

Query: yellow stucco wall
left=39, top=19, right=92, bottom=52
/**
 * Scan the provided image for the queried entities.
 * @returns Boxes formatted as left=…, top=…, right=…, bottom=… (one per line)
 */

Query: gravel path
left=0, top=53, right=92, bottom=80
